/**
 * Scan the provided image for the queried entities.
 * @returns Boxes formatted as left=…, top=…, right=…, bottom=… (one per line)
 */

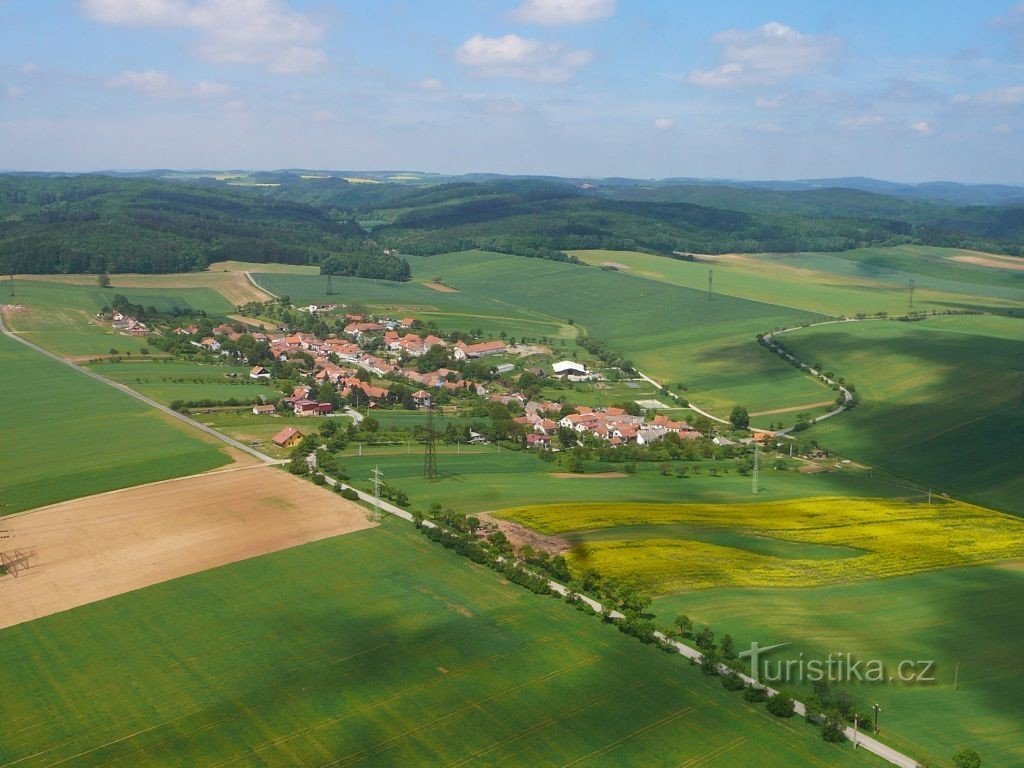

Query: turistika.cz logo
left=739, top=641, right=937, bottom=685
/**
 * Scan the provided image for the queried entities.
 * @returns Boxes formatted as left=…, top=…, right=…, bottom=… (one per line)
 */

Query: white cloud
left=4, top=85, right=26, bottom=99
left=994, top=123, right=1013, bottom=134
left=840, top=114, right=885, bottom=129
left=953, top=85, right=1024, bottom=105
left=653, top=117, right=674, bottom=130
left=509, top=0, right=615, bottom=25
left=911, top=121, right=933, bottom=135
left=753, top=121, right=782, bottom=133
left=107, top=69, right=230, bottom=98
left=754, top=95, right=782, bottom=109
left=80, top=0, right=326, bottom=74
left=222, top=98, right=247, bottom=111
left=418, top=78, right=445, bottom=92
left=455, top=34, right=592, bottom=82
left=688, top=22, right=841, bottom=88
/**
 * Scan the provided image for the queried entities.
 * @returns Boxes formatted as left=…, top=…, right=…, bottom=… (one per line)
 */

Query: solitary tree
left=729, top=406, right=750, bottom=430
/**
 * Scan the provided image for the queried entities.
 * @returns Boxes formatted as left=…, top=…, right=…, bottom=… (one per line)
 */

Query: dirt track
left=0, top=466, right=375, bottom=630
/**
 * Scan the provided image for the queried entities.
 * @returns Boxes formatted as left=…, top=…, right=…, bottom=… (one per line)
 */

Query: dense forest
left=1, top=172, right=1021, bottom=276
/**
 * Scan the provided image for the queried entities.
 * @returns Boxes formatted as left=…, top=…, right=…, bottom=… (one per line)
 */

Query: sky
left=1, top=0, right=1024, bottom=182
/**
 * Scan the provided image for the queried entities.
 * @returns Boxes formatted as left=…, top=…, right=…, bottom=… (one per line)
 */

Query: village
left=107, top=303, right=727, bottom=455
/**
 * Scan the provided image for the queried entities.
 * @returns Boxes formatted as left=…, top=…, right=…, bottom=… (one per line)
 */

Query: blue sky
left=1, top=0, right=1023, bottom=182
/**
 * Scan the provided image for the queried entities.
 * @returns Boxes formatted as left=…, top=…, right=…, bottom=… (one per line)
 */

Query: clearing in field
left=0, top=466, right=373, bottom=629
left=0, top=523, right=880, bottom=768
left=497, top=496, right=1024, bottom=591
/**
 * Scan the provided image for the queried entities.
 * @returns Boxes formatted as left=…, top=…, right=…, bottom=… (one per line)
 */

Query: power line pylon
left=370, top=465, right=383, bottom=521
left=423, top=400, right=438, bottom=479
left=326, top=272, right=335, bottom=296
left=752, top=440, right=760, bottom=495
left=708, top=269, right=713, bottom=301
left=908, top=279, right=915, bottom=309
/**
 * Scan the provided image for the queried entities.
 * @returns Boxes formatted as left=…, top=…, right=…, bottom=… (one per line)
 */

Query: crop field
left=497, top=497, right=1024, bottom=591
left=86, top=358, right=275, bottom=404
left=255, top=250, right=828, bottom=417
left=337, top=448, right=912, bottom=516
left=778, top=315, right=1024, bottom=515
left=0, top=522, right=882, bottom=768
left=1, top=466, right=372, bottom=629
left=0, top=332, right=231, bottom=514
left=571, top=246, right=1024, bottom=316
left=2, top=279, right=233, bottom=357
left=658, top=563, right=1024, bottom=767
left=18, top=269, right=273, bottom=306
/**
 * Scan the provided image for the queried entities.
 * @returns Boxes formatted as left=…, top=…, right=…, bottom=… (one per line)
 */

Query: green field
left=334, top=447, right=915, bottom=516
left=0, top=332, right=231, bottom=514
left=656, top=563, right=1024, bottom=768
left=571, top=246, right=1024, bottom=317
left=779, top=315, right=1024, bottom=515
left=255, top=251, right=829, bottom=417
left=0, top=522, right=883, bottom=768
left=4, top=279, right=234, bottom=357
left=86, top=358, right=274, bottom=404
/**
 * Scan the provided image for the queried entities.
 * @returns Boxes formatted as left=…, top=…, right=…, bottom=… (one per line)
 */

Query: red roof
left=272, top=426, right=302, bottom=445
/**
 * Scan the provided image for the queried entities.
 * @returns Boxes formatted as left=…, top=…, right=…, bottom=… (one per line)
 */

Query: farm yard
left=0, top=466, right=373, bottom=629
left=0, top=330, right=231, bottom=514
left=0, top=523, right=883, bottom=768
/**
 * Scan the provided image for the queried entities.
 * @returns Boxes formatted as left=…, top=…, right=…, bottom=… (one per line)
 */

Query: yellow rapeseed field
left=499, top=497, right=1024, bottom=592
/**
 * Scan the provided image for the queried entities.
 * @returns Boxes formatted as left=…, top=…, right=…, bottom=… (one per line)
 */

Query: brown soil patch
left=0, top=466, right=374, bottom=629
left=423, top=281, right=459, bottom=293
left=228, top=314, right=276, bottom=330
left=750, top=400, right=836, bottom=417
left=948, top=253, right=1024, bottom=271
left=549, top=472, right=628, bottom=479
left=798, top=463, right=833, bottom=474
left=478, top=512, right=568, bottom=556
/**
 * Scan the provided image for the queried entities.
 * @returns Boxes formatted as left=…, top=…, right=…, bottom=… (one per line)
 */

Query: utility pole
left=872, top=703, right=882, bottom=734
left=752, top=440, right=760, bottom=495
left=8, top=273, right=13, bottom=297
left=908, top=279, right=915, bottom=309
left=708, top=269, right=713, bottom=302
left=423, top=400, right=438, bottom=479
left=954, top=662, right=960, bottom=691
left=326, top=272, right=335, bottom=296
left=370, top=465, right=383, bottom=521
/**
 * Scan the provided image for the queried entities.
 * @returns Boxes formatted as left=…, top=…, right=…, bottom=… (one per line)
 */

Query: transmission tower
left=8, top=274, right=13, bottom=297
left=752, top=440, right=760, bottom=495
left=908, top=279, right=915, bottom=309
left=326, top=272, right=335, bottom=296
left=708, top=269, right=714, bottom=301
left=423, top=401, right=439, bottom=479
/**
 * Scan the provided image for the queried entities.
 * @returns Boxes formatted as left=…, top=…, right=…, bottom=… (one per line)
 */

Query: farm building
left=272, top=427, right=304, bottom=448
left=249, top=366, right=271, bottom=380
left=252, top=404, right=277, bottom=415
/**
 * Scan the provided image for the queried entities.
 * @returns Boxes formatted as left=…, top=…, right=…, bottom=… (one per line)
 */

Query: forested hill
left=1, top=173, right=1022, bottom=275
left=0, top=175, right=390, bottom=275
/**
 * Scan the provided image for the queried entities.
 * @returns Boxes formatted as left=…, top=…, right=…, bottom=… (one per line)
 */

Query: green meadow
left=779, top=314, right=1024, bottom=515
left=334, top=447, right=911, bottom=516
left=571, top=246, right=1024, bottom=316
left=0, top=522, right=883, bottom=768
left=0, top=332, right=230, bottom=514
left=256, top=250, right=828, bottom=418
left=85, top=358, right=274, bottom=404
left=656, top=563, right=1024, bottom=768
left=3, top=279, right=233, bottom=357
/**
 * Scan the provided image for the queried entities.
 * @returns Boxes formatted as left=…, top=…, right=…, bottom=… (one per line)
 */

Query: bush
left=766, top=693, right=795, bottom=718
left=743, top=685, right=769, bottom=703
left=340, top=487, right=359, bottom=500
left=721, top=672, right=746, bottom=691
